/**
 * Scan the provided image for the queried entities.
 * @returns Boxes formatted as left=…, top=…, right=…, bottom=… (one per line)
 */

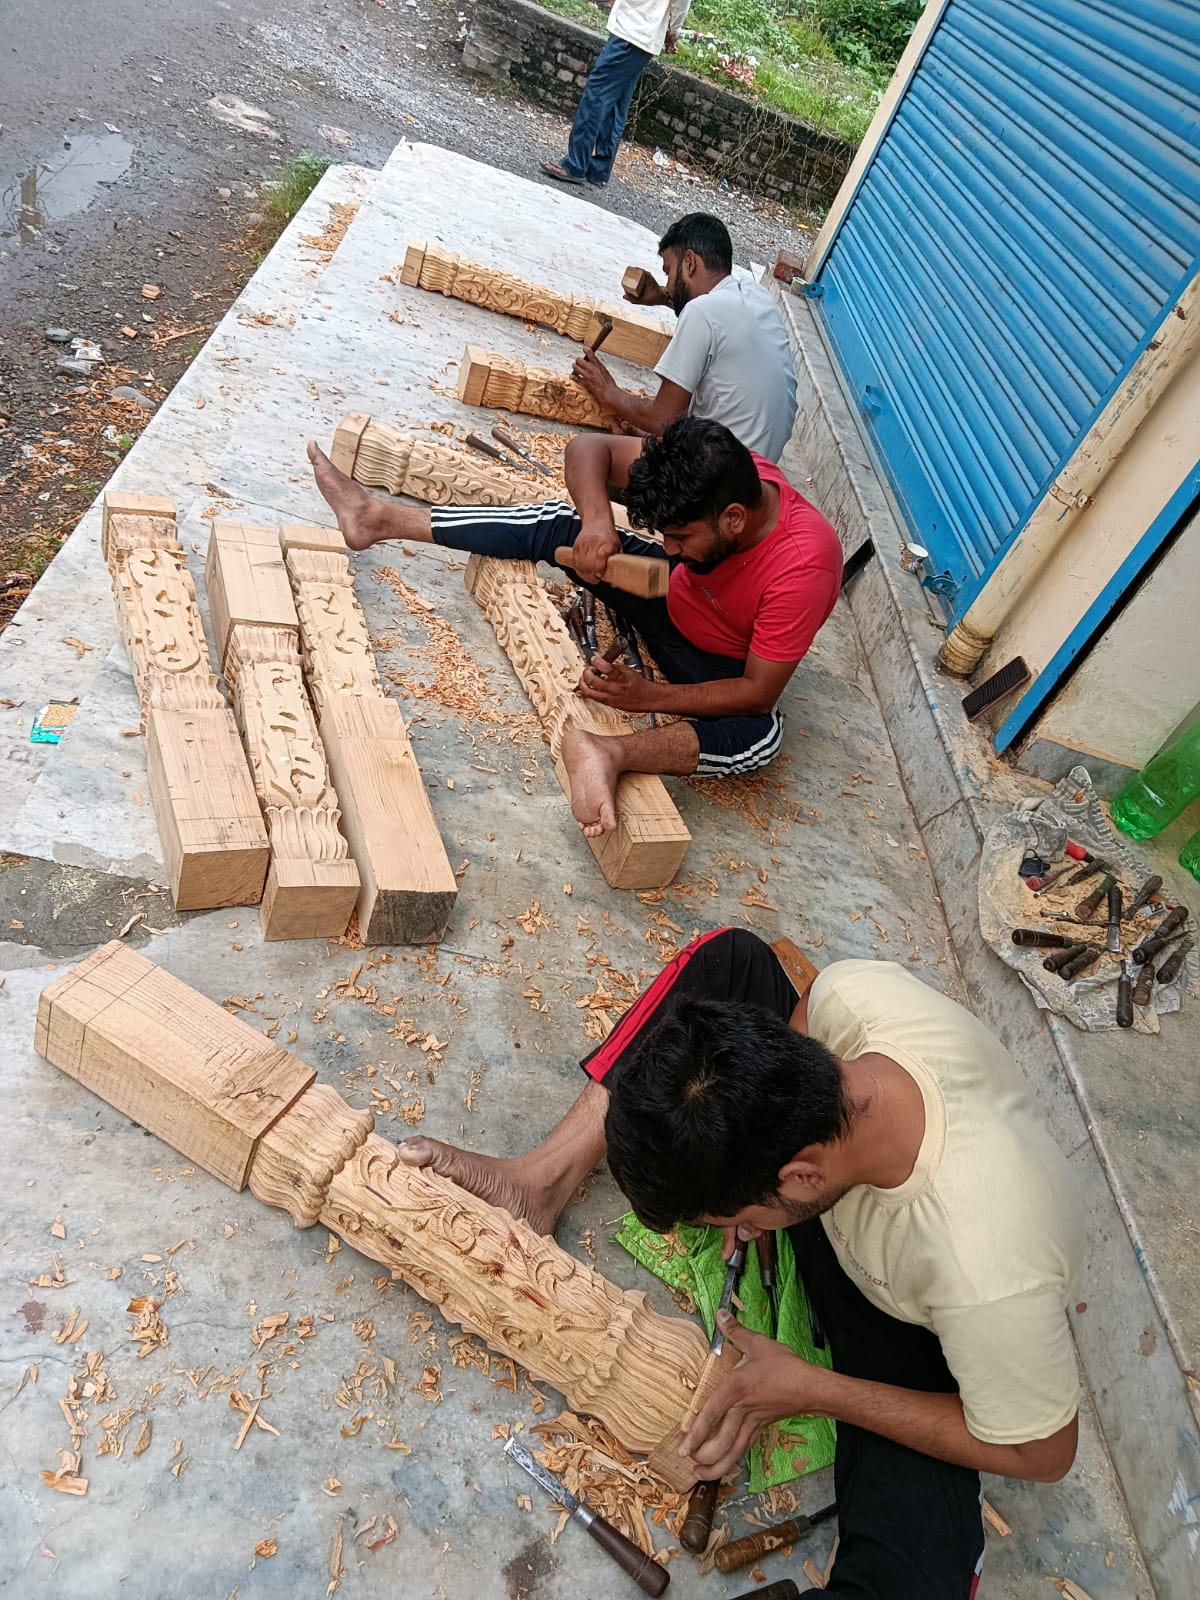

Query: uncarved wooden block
left=555, top=757, right=691, bottom=891
left=205, top=520, right=297, bottom=669
left=330, top=411, right=371, bottom=475
left=261, top=858, right=362, bottom=941
left=318, top=694, right=458, bottom=944
left=582, top=308, right=670, bottom=367
left=37, top=940, right=315, bottom=1188
left=278, top=522, right=348, bottom=556
left=145, top=705, right=270, bottom=910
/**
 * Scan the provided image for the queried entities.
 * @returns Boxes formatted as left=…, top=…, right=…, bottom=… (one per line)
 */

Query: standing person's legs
left=787, top=1221, right=985, bottom=1599
left=552, top=36, right=646, bottom=184
left=584, top=39, right=652, bottom=185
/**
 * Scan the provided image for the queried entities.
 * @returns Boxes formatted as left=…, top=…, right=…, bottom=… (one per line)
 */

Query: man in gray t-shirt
left=572, top=212, right=798, bottom=461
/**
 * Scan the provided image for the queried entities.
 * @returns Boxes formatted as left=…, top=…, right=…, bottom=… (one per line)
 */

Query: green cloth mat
left=616, top=1217, right=836, bottom=1492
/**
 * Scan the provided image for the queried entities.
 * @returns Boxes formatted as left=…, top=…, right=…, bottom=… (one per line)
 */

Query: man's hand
left=572, top=346, right=619, bottom=407
left=570, top=521, right=622, bottom=584
left=665, top=28, right=679, bottom=51
left=576, top=653, right=657, bottom=713
left=680, top=1310, right=816, bottom=1479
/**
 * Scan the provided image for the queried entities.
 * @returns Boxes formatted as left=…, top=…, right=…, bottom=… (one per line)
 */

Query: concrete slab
left=0, top=144, right=1156, bottom=1600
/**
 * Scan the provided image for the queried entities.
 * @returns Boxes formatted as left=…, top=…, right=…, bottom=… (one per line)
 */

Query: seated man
left=572, top=212, right=798, bottom=462
left=308, top=416, right=842, bottom=837
left=398, top=928, right=1085, bottom=1599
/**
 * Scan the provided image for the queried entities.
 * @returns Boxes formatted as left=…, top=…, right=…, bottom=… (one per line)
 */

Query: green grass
left=263, top=153, right=333, bottom=227
left=535, top=0, right=887, bottom=143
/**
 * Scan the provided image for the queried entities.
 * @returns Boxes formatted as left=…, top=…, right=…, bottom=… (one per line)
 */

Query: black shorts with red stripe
left=580, top=926, right=797, bottom=1084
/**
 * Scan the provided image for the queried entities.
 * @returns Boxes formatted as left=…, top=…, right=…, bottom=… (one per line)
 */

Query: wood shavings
left=132, top=1419, right=152, bottom=1457
left=50, top=1215, right=66, bottom=1240
left=366, top=1513, right=399, bottom=1552
left=230, top=1389, right=280, bottom=1449
left=352, top=1317, right=376, bottom=1346
left=1050, top=1582, right=1096, bottom=1600
left=697, top=1522, right=732, bottom=1575
left=531, top=1411, right=688, bottom=1560
left=30, top=1252, right=71, bottom=1289
left=516, top=1493, right=533, bottom=1512
left=407, top=1311, right=434, bottom=1342
left=327, top=1519, right=347, bottom=1596
left=803, top=1557, right=827, bottom=1589
left=170, top=1438, right=188, bottom=1478
left=414, top=1365, right=443, bottom=1402
left=449, top=1333, right=490, bottom=1376
left=983, top=1498, right=1012, bottom=1537
left=127, top=1295, right=168, bottom=1357
left=63, top=636, right=93, bottom=659
left=255, top=1539, right=277, bottom=1559
left=251, top=1312, right=288, bottom=1350
left=51, top=1307, right=89, bottom=1346
left=515, top=900, right=548, bottom=936
left=41, top=1449, right=88, bottom=1496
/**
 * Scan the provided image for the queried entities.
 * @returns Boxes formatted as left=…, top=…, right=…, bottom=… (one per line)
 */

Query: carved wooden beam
left=101, top=490, right=269, bottom=911
left=36, top=941, right=730, bottom=1489
left=280, top=525, right=458, bottom=944
left=459, top=344, right=642, bottom=430
left=401, top=239, right=671, bottom=368
left=331, top=413, right=531, bottom=507
left=465, top=555, right=690, bottom=890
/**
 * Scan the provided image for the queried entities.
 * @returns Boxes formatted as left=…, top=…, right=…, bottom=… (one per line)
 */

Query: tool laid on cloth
left=1031, top=861, right=1078, bottom=896
left=1133, top=906, right=1190, bottom=964
left=491, top=426, right=553, bottom=477
left=1132, top=962, right=1156, bottom=1007
left=554, top=544, right=670, bottom=598
left=714, top=1503, right=840, bottom=1575
left=1065, top=855, right=1110, bottom=887
left=1106, top=885, right=1124, bottom=953
left=1125, top=875, right=1164, bottom=918
left=1044, top=943, right=1089, bottom=973
left=1076, top=873, right=1117, bottom=922
left=1158, top=938, right=1194, bottom=985
left=711, top=1243, right=746, bottom=1357
left=1117, top=961, right=1134, bottom=1028
left=1012, top=928, right=1074, bottom=948
left=503, top=1437, right=669, bottom=1596
left=1059, top=945, right=1103, bottom=980
left=680, top=1480, right=721, bottom=1553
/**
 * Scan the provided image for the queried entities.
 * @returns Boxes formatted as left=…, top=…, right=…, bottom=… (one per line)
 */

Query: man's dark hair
left=658, top=213, right=734, bottom=275
left=604, top=996, right=852, bottom=1234
left=626, top=416, right=763, bottom=532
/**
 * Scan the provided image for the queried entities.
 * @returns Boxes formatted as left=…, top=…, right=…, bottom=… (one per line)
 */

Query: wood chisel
left=757, top=1232, right=780, bottom=1337
left=1106, top=884, right=1123, bottom=952
left=1044, top=942, right=1088, bottom=973
left=491, top=426, right=553, bottom=477
left=1132, top=905, right=1190, bottom=964
left=1132, top=960, right=1155, bottom=1007
left=680, top=1479, right=721, bottom=1553
left=1125, top=875, right=1163, bottom=919
left=465, top=431, right=521, bottom=470
left=1031, top=861, right=1077, bottom=896
left=1059, top=945, right=1102, bottom=980
left=1012, top=928, right=1073, bottom=948
left=1157, top=937, right=1194, bottom=985
left=711, top=1243, right=746, bottom=1357
left=714, top=1503, right=839, bottom=1574
left=1075, top=873, right=1117, bottom=922
left=503, top=1437, right=669, bottom=1596
left=1116, top=961, right=1133, bottom=1028
left=589, top=311, right=615, bottom=354
left=1065, top=856, right=1109, bottom=888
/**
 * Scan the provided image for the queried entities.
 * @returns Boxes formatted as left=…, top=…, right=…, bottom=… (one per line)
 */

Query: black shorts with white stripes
left=430, top=500, right=783, bottom=776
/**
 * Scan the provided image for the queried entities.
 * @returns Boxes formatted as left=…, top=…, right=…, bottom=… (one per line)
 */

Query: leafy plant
left=263, top=152, right=333, bottom=227
left=810, top=0, right=923, bottom=74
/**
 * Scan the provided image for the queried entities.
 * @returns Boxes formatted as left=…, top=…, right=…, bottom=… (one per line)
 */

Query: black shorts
left=430, top=501, right=785, bottom=775
left=582, top=928, right=987, bottom=1599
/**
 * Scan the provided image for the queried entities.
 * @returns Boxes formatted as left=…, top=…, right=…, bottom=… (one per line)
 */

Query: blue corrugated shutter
left=813, top=0, right=1200, bottom=615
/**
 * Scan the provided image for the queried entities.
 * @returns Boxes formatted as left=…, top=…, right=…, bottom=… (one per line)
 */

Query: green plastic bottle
left=1110, top=724, right=1200, bottom=839
left=1181, top=829, right=1200, bottom=881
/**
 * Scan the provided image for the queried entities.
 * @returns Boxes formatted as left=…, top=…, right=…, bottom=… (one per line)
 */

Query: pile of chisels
left=1011, top=841, right=1192, bottom=1027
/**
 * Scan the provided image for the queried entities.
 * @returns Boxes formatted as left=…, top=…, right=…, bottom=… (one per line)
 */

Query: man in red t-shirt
left=308, top=417, right=842, bottom=837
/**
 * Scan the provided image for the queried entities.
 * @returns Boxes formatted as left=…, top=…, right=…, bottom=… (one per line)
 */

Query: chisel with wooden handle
left=504, top=1437, right=669, bottom=1595
left=680, top=1480, right=720, bottom=1552
left=714, top=1503, right=839, bottom=1574
left=1157, top=937, right=1194, bottom=985
left=491, top=426, right=553, bottom=477
left=1133, top=905, right=1190, bottom=964
left=555, top=545, right=669, bottom=598
left=1075, top=873, right=1117, bottom=922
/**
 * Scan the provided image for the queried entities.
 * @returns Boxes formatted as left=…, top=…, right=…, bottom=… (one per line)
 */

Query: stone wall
left=463, top=0, right=854, bottom=208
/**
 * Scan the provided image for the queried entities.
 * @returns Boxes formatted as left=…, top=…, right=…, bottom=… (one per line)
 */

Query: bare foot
left=307, top=440, right=390, bottom=551
left=398, top=1137, right=562, bottom=1236
left=561, top=728, right=622, bottom=837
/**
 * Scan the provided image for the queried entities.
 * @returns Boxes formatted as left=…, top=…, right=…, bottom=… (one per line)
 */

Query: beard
left=777, top=1185, right=850, bottom=1226
left=681, top=525, right=738, bottom=575
left=670, top=276, right=693, bottom=316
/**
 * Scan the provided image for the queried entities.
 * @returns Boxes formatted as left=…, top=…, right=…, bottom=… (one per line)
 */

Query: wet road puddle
left=1, top=131, right=134, bottom=245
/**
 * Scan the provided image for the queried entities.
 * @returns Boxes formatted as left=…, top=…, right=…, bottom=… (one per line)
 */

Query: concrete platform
left=0, top=143, right=1157, bottom=1599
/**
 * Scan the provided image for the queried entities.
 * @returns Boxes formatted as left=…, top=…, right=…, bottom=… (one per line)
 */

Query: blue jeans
left=562, top=35, right=652, bottom=185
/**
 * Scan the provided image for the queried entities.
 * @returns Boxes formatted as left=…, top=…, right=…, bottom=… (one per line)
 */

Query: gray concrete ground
left=0, top=146, right=1153, bottom=1599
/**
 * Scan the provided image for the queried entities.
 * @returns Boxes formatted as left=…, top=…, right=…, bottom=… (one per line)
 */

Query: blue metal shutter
left=812, top=0, right=1200, bottom=616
